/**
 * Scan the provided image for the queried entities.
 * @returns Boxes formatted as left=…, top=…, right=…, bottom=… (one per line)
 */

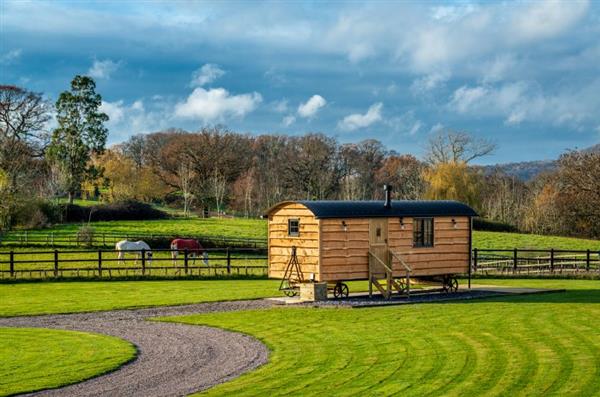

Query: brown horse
left=170, top=238, right=204, bottom=264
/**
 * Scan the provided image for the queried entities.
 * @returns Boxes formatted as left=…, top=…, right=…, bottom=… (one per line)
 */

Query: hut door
left=369, top=218, right=389, bottom=275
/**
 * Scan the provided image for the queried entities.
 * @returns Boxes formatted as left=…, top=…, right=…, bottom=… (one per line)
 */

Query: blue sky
left=1, top=0, right=599, bottom=164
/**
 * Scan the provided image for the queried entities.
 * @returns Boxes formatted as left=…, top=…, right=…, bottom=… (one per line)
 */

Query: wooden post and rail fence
left=0, top=231, right=267, bottom=249
left=0, top=247, right=267, bottom=280
left=471, top=248, right=600, bottom=275
left=1, top=245, right=598, bottom=281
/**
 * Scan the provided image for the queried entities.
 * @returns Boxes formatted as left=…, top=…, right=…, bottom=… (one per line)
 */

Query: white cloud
left=100, top=98, right=172, bottom=142
left=190, top=63, right=225, bottom=87
left=297, top=95, right=326, bottom=118
left=282, top=115, right=296, bottom=127
left=0, top=49, right=22, bottom=65
left=449, top=85, right=489, bottom=113
left=174, top=87, right=262, bottom=121
left=100, top=100, right=125, bottom=124
left=429, top=123, right=444, bottom=134
left=481, top=54, right=516, bottom=84
left=385, top=110, right=423, bottom=136
left=131, top=100, right=144, bottom=111
left=271, top=99, right=289, bottom=113
left=448, top=80, right=600, bottom=127
left=513, top=0, right=590, bottom=41
left=410, top=71, right=450, bottom=96
left=338, top=102, right=383, bottom=131
left=88, top=59, right=121, bottom=79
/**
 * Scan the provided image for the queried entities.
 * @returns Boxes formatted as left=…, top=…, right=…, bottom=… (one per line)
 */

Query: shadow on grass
left=454, top=289, right=600, bottom=304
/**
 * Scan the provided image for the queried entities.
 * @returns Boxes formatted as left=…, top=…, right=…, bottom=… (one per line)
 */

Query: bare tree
left=211, top=168, right=227, bottom=216
left=0, top=86, right=51, bottom=189
left=0, top=85, right=51, bottom=148
left=425, top=130, right=496, bottom=165
left=375, top=155, right=427, bottom=200
left=177, top=160, right=195, bottom=217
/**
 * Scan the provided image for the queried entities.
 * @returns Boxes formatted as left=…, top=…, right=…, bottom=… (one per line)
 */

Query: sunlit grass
left=0, top=327, right=135, bottom=396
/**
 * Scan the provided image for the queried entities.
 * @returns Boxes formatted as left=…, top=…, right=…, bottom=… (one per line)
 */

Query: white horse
left=115, top=240, right=153, bottom=265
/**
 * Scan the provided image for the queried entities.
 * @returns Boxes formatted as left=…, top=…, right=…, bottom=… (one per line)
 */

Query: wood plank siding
left=319, top=216, right=470, bottom=282
left=267, top=203, right=320, bottom=279
left=267, top=202, right=470, bottom=282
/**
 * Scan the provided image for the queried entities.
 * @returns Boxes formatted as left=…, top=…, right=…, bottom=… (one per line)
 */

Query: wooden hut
left=264, top=187, right=478, bottom=298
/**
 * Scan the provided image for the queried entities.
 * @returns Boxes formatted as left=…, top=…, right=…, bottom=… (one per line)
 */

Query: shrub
left=62, top=200, right=168, bottom=223
left=11, top=200, right=62, bottom=229
left=473, top=217, right=519, bottom=233
left=76, top=225, right=95, bottom=247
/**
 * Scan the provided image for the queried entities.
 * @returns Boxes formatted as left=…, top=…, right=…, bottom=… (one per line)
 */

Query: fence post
left=513, top=248, right=518, bottom=273
left=473, top=248, right=478, bottom=271
left=184, top=249, right=189, bottom=275
left=54, top=249, right=58, bottom=277
left=550, top=248, right=555, bottom=273
left=141, top=249, right=146, bottom=275
left=586, top=249, right=590, bottom=272
left=98, top=250, right=103, bottom=277
left=9, top=251, right=14, bottom=277
left=227, top=248, right=231, bottom=274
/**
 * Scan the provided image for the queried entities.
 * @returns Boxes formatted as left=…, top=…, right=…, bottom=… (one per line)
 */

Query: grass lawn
left=0, top=327, right=135, bottom=396
left=473, top=231, right=600, bottom=251
left=14, top=218, right=267, bottom=240
left=0, top=280, right=279, bottom=317
left=161, top=279, right=600, bottom=397
left=5, top=216, right=599, bottom=252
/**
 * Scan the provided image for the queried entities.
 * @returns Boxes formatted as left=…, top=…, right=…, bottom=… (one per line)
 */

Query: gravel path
left=0, top=300, right=274, bottom=397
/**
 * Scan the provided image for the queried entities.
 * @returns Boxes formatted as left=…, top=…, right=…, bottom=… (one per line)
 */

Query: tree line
left=1, top=80, right=599, bottom=239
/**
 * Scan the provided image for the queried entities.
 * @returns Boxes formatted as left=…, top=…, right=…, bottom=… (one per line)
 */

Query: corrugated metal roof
left=265, top=200, right=478, bottom=218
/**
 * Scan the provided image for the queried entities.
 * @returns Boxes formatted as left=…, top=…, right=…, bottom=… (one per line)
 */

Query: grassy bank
left=0, top=328, right=135, bottom=396
left=161, top=279, right=600, bottom=397
left=0, top=279, right=279, bottom=317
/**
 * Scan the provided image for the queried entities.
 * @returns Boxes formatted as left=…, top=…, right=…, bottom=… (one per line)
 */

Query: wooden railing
left=368, top=249, right=412, bottom=299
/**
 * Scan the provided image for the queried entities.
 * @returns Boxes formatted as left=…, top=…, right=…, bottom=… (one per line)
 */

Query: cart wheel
left=333, top=282, right=349, bottom=299
left=443, top=276, right=459, bottom=293
left=281, top=280, right=298, bottom=297
left=395, top=278, right=407, bottom=293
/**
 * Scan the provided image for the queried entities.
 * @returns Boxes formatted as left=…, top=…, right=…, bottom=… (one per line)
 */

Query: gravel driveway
left=0, top=300, right=274, bottom=397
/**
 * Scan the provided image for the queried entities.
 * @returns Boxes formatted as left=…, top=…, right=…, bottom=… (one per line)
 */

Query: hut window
left=413, top=218, right=434, bottom=247
left=288, top=219, right=300, bottom=237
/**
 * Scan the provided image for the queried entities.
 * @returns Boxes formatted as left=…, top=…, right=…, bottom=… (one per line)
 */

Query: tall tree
left=425, top=130, right=496, bottom=165
left=0, top=85, right=51, bottom=189
left=375, top=155, right=426, bottom=200
left=47, top=76, right=108, bottom=204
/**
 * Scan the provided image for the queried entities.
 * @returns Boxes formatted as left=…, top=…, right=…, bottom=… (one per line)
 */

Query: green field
left=0, top=280, right=279, bottom=317
left=473, top=231, right=600, bottom=251
left=8, top=218, right=267, bottom=240
left=160, top=279, right=600, bottom=397
left=0, top=327, right=135, bottom=396
left=4, top=216, right=599, bottom=251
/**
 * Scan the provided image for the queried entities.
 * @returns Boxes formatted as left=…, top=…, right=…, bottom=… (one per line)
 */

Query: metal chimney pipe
left=384, top=185, right=392, bottom=208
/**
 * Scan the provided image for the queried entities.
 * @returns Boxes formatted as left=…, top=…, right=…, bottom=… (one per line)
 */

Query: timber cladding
left=266, top=201, right=475, bottom=283
left=268, top=203, right=320, bottom=280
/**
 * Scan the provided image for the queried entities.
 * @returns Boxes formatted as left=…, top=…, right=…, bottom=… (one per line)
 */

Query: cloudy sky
left=1, top=0, right=599, bottom=164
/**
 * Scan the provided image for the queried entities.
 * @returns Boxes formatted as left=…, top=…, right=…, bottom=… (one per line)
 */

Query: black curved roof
left=266, top=200, right=477, bottom=218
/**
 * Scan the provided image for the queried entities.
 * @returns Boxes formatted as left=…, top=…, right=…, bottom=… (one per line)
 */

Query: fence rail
left=0, top=230, right=267, bottom=249
left=0, top=247, right=267, bottom=280
left=472, top=248, right=600, bottom=275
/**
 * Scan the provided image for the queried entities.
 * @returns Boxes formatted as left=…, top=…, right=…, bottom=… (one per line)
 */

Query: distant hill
left=483, top=142, right=599, bottom=181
